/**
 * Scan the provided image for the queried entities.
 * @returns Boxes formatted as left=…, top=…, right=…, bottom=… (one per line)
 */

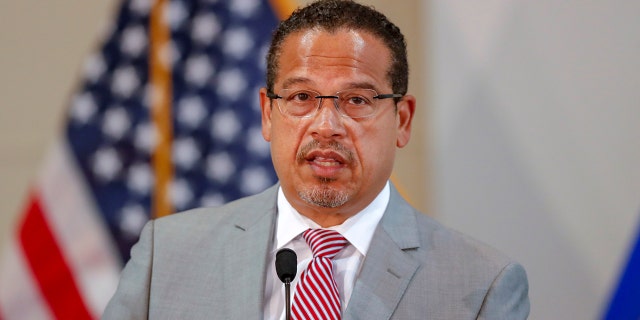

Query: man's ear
left=259, top=87, right=273, bottom=142
left=396, top=94, right=416, bottom=148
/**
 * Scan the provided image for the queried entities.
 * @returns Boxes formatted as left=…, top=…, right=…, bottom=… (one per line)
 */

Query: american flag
left=0, top=0, right=295, bottom=318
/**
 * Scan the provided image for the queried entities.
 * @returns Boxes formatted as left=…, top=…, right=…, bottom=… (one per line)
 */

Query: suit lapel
left=214, top=184, right=420, bottom=319
left=222, top=186, right=278, bottom=319
left=344, top=185, right=421, bottom=320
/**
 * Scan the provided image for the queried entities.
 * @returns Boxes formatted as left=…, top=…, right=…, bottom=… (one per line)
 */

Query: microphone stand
left=284, top=279, right=291, bottom=320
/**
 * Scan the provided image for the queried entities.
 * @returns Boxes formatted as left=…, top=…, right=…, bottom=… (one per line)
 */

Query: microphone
left=275, top=248, right=297, bottom=320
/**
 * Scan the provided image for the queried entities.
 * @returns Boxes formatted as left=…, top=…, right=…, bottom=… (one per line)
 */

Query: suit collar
left=378, top=184, right=421, bottom=250
left=231, top=184, right=280, bottom=232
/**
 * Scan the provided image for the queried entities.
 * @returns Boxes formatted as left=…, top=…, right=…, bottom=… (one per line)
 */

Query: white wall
left=429, top=1, right=640, bottom=318
left=0, top=1, right=114, bottom=246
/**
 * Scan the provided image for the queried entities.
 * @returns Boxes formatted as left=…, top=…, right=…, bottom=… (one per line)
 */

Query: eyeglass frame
left=266, top=88, right=404, bottom=119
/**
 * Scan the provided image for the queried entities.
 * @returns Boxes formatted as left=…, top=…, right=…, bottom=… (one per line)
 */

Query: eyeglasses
left=266, top=88, right=403, bottom=119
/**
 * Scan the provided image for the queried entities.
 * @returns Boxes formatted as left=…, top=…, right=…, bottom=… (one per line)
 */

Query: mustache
left=296, top=140, right=354, bottom=164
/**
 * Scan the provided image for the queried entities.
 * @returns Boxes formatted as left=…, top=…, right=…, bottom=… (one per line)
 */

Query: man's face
left=260, top=28, right=415, bottom=226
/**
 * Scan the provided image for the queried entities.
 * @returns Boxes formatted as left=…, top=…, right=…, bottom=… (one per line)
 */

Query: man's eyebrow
left=281, top=77, right=313, bottom=89
left=342, top=82, right=378, bottom=91
left=281, top=79, right=380, bottom=92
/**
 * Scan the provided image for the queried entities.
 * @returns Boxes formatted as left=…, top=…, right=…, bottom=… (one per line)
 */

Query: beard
left=295, top=140, right=354, bottom=208
left=297, top=181, right=350, bottom=208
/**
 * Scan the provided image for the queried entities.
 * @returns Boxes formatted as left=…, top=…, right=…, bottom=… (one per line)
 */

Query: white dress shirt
left=263, top=182, right=390, bottom=320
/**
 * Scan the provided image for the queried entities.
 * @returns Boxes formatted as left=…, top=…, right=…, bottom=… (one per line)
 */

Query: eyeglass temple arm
left=266, top=92, right=281, bottom=99
left=374, top=93, right=403, bottom=99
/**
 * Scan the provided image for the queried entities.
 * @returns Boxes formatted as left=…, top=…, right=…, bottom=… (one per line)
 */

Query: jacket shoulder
left=400, top=209, right=530, bottom=318
left=154, top=185, right=278, bottom=226
left=414, top=212, right=517, bottom=269
left=149, top=184, right=279, bottom=244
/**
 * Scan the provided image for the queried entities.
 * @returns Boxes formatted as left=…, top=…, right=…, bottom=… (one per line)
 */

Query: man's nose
left=309, top=97, right=347, bottom=139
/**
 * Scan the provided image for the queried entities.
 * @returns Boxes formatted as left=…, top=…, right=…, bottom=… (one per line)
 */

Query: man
left=103, top=0, right=530, bottom=319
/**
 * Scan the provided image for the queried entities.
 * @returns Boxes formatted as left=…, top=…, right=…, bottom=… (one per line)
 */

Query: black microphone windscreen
left=275, top=248, right=297, bottom=283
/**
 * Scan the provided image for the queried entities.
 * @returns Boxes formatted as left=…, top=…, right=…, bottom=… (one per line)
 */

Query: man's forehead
left=271, top=28, right=393, bottom=91
left=277, top=28, right=391, bottom=66
left=284, top=27, right=376, bottom=44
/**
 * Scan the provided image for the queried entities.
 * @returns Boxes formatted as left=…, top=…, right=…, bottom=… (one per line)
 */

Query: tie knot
left=303, top=229, right=348, bottom=259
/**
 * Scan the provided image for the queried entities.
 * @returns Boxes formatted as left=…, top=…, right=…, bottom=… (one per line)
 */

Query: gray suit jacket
left=103, top=184, right=529, bottom=319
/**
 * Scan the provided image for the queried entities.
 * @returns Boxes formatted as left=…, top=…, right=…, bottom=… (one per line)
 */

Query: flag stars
left=170, top=179, right=194, bottom=210
left=206, top=152, right=236, bottom=183
left=200, top=193, right=225, bottom=207
left=231, top=0, right=261, bottom=18
left=246, top=126, right=270, bottom=157
left=84, top=54, right=106, bottom=83
left=120, top=26, right=147, bottom=58
left=142, top=83, right=153, bottom=109
left=119, top=204, right=148, bottom=238
left=102, top=107, right=132, bottom=140
left=166, top=0, right=188, bottom=31
left=240, top=166, right=271, bottom=195
left=111, top=66, right=140, bottom=98
left=184, top=55, right=214, bottom=87
left=61, top=0, right=281, bottom=267
left=177, top=96, right=207, bottom=129
left=166, top=41, right=181, bottom=68
left=70, top=92, right=98, bottom=124
left=210, top=109, right=241, bottom=143
left=222, top=27, right=255, bottom=59
left=92, top=148, right=122, bottom=182
left=127, top=163, right=153, bottom=195
left=129, top=0, right=152, bottom=16
left=257, top=42, right=269, bottom=71
left=192, top=13, right=221, bottom=45
left=173, top=138, right=201, bottom=170
left=133, top=122, right=157, bottom=154
left=216, top=69, right=247, bottom=101
left=250, top=85, right=262, bottom=111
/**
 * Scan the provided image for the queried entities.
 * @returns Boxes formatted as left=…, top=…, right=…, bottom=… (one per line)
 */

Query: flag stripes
left=19, top=194, right=93, bottom=320
left=0, top=239, right=54, bottom=319
left=0, top=141, right=121, bottom=318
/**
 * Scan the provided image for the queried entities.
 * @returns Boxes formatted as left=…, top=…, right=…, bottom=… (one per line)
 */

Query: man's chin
left=297, top=185, right=350, bottom=208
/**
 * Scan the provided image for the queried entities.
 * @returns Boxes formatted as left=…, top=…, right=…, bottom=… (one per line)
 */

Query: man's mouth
left=305, top=151, right=346, bottom=166
left=298, top=141, right=353, bottom=177
left=311, top=157, right=342, bottom=167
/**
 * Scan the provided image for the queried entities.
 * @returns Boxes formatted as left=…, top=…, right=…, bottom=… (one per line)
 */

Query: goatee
left=296, top=140, right=354, bottom=208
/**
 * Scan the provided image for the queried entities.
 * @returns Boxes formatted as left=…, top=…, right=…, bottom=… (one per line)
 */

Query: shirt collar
left=275, top=182, right=390, bottom=256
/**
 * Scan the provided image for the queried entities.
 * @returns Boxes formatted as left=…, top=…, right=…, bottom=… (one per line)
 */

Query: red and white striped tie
left=291, top=229, right=348, bottom=320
